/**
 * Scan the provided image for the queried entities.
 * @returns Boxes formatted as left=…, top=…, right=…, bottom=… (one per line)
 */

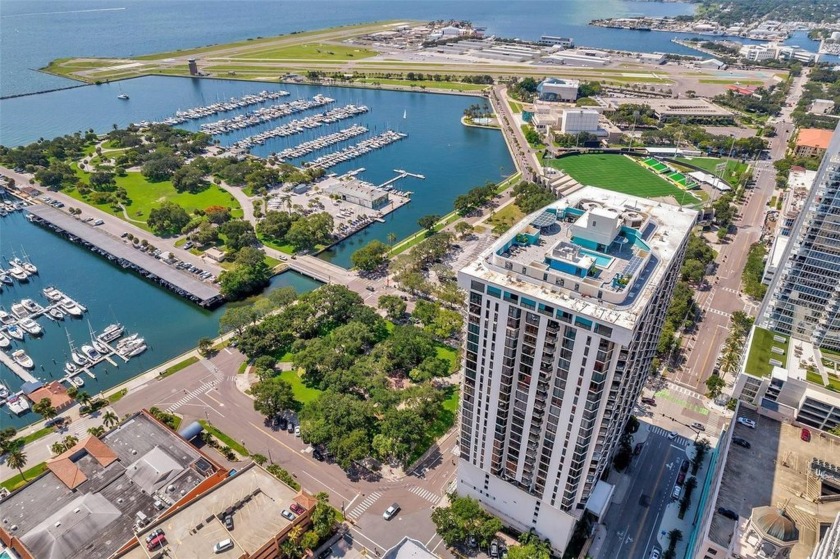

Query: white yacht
left=72, top=376, right=85, bottom=387
left=7, top=395, right=30, bottom=415
left=18, top=317, right=42, bottom=336
left=43, top=287, right=63, bottom=301
left=80, top=344, right=101, bottom=361
left=48, top=307, right=65, bottom=320
left=0, top=308, right=13, bottom=324
left=21, top=299, right=40, bottom=313
left=12, top=349, right=33, bottom=369
left=6, top=325, right=24, bottom=340
left=0, top=331, right=9, bottom=348
left=60, top=299, right=83, bottom=317
left=0, top=382, right=8, bottom=400
left=98, top=323, right=124, bottom=342
left=10, top=303, right=28, bottom=318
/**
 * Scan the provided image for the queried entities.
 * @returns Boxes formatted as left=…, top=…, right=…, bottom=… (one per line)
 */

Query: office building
left=538, top=35, right=574, bottom=48
left=762, top=167, right=817, bottom=285
left=809, top=511, right=840, bottom=559
left=457, top=187, right=695, bottom=553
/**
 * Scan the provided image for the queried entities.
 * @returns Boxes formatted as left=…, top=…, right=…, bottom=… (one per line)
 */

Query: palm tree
left=103, top=411, right=119, bottom=429
left=7, top=448, right=27, bottom=480
left=33, top=398, right=57, bottom=421
left=87, top=426, right=105, bottom=437
left=51, top=441, right=67, bottom=455
left=62, top=435, right=79, bottom=449
left=387, top=232, right=397, bottom=246
left=76, top=391, right=92, bottom=408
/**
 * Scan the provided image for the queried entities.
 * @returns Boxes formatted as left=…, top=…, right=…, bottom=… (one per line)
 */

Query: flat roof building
left=457, top=187, right=695, bottom=554
left=115, top=463, right=317, bottom=559
left=603, top=98, right=734, bottom=123
left=0, top=411, right=225, bottom=559
left=325, top=178, right=389, bottom=210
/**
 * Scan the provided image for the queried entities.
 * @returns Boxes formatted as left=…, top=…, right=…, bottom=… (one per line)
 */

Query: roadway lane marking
left=345, top=492, right=362, bottom=512
left=301, top=470, right=354, bottom=501
left=670, top=444, right=685, bottom=451
left=642, top=511, right=662, bottom=557
left=348, top=526, right=386, bottom=555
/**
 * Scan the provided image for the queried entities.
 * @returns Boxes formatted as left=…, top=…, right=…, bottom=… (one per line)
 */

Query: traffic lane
left=110, top=358, right=219, bottom=417
left=352, top=488, right=439, bottom=552
left=599, top=433, right=683, bottom=559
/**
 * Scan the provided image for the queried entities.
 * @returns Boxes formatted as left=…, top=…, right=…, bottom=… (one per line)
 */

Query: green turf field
left=547, top=154, right=698, bottom=204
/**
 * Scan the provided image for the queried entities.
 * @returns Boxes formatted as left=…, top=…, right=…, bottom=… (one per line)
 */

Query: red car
left=290, top=502, right=306, bottom=515
left=801, top=428, right=811, bottom=442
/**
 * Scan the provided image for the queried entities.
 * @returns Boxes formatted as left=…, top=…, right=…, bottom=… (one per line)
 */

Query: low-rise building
left=204, top=247, right=227, bottom=262
left=536, top=78, right=579, bottom=102
left=602, top=98, right=734, bottom=123
left=325, top=178, right=389, bottom=210
left=25, top=380, right=74, bottom=412
left=794, top=128, right=834, bottom=159
left=115, top=463, right=317, bottom=559
left=538, top=35, right=574, bottom=48
left=560, top=108, right=600, bottom=134
left=809, top=99, right=835, bottom=115
left=0, top=410, right=226, bottom=559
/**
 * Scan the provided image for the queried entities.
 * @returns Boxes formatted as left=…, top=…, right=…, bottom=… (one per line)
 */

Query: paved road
left=597, top=429, right=691, bottom=559
left=671, top=69, right=808, bottom=391
left=489, top=86, right=539, bottom=183
left=0, top=166, right=224, bottom=277
left=111, top=347, right=460, bottom=554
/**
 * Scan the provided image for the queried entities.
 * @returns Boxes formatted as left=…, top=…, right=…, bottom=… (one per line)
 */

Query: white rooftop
left=460, top=187, right=696, bottom=333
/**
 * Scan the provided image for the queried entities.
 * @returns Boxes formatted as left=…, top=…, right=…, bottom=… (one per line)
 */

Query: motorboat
left=0, top=382, right=8, bottom=400
left=93, top=339, right=110, bottom=354
left=126, top=342, right=147, bottom=357
left=7, top=395, right=30, bottom=415
left=0, top=308, right=13, bottom=324
left=60, top=299, right=83, bottom=317
left=7, top=265, right=28, bottom=282
left=18, top=317, right=42, bottom=336
left=116, top=333, right=140, bottom=348
left=98, top=323, right=124, bottom=342
left=80, top=344, right=101, bottom=361
left=6, top=325, right=24, bottom=340
left=0, top=331, right=9, bottom=348
left=118, top=93, right=129, bottom=100
left=21, top=299, right=40, bottom=313
left=0, top=273, right=11, bottom=285
left=65, top=362, right=78, bottom=374
left=72, top=375, right=85, bottom=387
left=12, top=349, right=33, bottom=369
left=10, top=303, right=28, bottom=318
left=43, top=287, right=63, bottom=301
left=71, top=351, right=88, bottom=366
left=15, top=257, right=37, bottom=275
left=48, top=307, right=65, bottom=320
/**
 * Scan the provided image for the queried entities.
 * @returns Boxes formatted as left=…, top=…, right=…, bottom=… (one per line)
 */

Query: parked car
left=287, top=422, right=295, bottom=434
left=490, top=540, right=499, bottom=557
left=691, top=422, right=706, bottom=431
left=281, top=509, right=296, bottom=521
left=680, top=460, right=689, bottom=473
left=224, top=515, right=234, bottom=530
left=718, top=507, right=739, bottom=521
left=294, top=425, right=301, bottom=438
left=676, top=471, right=686, bottom=485
left=147, top=534, right=166, bottom=551
left=649, top=549, right=661, bottom=559
left=641, top=397, right=656, bottom=406
left=214, top=539, right=234, bottom=553
left=732, top=437, right=751, bottom=449
left=801, top=428, right=811, bottom=442
left=318, top=548, right=333, bottom=559
left=634, top=442, right=644, bottom=456
left=671, top=485, right=681, bottom=500
left=383, top=503, right=400, bottom=520
left=667, top=431, right=677, bottom=440
left=737, top=417, right=756, bottom=429
left=313, top=449, right=324, bottom=461
left=290, top=502, right=305, bottom=515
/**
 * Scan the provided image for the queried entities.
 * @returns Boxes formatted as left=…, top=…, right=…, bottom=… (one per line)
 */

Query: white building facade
left=560, top=109, right=600, bottom=134
left=456, top=188, right=695, bottom=553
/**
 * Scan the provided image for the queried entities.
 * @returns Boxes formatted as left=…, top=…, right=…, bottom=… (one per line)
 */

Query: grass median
left=199, top=420, right=250, bottom=457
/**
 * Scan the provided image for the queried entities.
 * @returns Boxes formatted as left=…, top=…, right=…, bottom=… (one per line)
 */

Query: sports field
left=547, top=154, right=699, bottom=204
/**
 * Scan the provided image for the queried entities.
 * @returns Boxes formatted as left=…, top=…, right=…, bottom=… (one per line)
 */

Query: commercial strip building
left=689, top=408, right=840, bottom=559
left=794, top=128, right=834, bottom=159
left=456, top=187, right=695, bottom=552
left=0, top=411, right=226, bottom=559
left=536, top=78, right=579, bottom=102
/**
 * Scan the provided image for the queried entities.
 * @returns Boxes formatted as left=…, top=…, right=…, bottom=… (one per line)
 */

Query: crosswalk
left=669, top=385, right=701, bottom=397
left=165, top=380, right=219, bottom=412
left=409, top=486, right=442, bottom=504
left=648, top=425, right=690, bottom=445
left=705, top=308, right=731, bottom=318
left=346, top=491, right=381, bottom=520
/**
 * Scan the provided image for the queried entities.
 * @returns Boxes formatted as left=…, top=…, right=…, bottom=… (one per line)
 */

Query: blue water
left=0, top=210, right=321, bottom=428
left=1, top=0, right=701, bottom=98
left=579, top=248, right=614, bottom=268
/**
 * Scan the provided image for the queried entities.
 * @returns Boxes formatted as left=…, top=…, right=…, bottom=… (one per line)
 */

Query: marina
left=307, top=130, right=408, bottom=169
left=198, top=94, right=334, bottom=135
left=25, top=204, right=223, bottom=308
left=153, top=89, right=291, bottom=125
left=230, top=104, right=370, bottom=151
left=276, top=124, right=369, bottom=160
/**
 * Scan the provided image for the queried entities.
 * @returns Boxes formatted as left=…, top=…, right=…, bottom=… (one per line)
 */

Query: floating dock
left=26, top=205, right=223, bottom=308
left=0, top=351, right=37, bottom=383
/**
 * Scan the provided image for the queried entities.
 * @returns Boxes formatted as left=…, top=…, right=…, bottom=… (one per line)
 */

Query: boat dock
left=26, top=205, right=223, bottom=308
left=0, top=351, right=37, bottom=383
left=153, top=89, right=291, bottom=126
left=200, top=94, right=334, bottom=135
left=307, top=131, right=408, bottom=169
left=378, top=169, right=426, bottom=189
left=276, top=124, right=368, bottom=160
left=231, top=104, right=369, bottom=151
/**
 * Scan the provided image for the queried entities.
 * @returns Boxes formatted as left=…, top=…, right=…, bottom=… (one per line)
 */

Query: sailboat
left=66, top=330, right=89, bottom=366
left=117, top=85, right=129, bottom=100
left=403, top=109, right=407, bottom=119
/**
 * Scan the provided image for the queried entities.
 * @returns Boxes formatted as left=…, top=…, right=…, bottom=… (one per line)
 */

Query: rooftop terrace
left=464, top=187, right=696, bottom=331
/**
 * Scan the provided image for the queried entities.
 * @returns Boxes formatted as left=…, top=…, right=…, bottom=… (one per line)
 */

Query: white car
left=383, top=503, right=400, bottom=520
left=737, top=417, right=756, bottom=429
left=649, top=549, right=661, bottom=559
left=294, top=426, right=301, bottom=438
left=667, top=431, right=677, bottom=440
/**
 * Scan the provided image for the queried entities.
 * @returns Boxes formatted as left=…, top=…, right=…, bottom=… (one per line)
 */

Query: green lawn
left=238, top=43, right=378, bottom=60
left=354, top=78, right=488, bottom=92
left=278, top=369, right=323, bottom=405
left=745, top=327, right=789, bottom=378
left=159, top=356, right=200, bottom=379
left=435, top=344, right=460, bottom=373
left=1, top=462, right=48, bottom=492
left=199, top=420, right=249, bottom=456
left=68, top=170, right=242, bottom=231
left=806, top=369, right=840, bottom=392
left=107, top=388, right=128, bottom=403
left=674, top=157, right=748, bottom=184
left=15, top=427, right=52, bottom=446
left=547, top=155, right=698, bottom=204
